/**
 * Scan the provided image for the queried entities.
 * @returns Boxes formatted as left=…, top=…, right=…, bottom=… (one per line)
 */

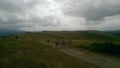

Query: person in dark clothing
left=46, top=39, right=50, bottom=43
left=55, top=41, right=59, bottom=46
left=61, top=40, right=65, bottom=45
left=60, top=39, right=65, bottom=48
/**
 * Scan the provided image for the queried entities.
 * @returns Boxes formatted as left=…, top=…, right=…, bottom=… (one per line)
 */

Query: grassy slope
left=18, top=31, right=120, bottom=48
left=39, top=31, right=120, bottom=41
left=0, top=36, right=96, bottom=68
left=28, top=31, right=120, bottom=56
left=0, top=31, right=119, bottom=68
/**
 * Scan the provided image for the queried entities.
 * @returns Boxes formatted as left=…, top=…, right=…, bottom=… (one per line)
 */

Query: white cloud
left=0, top=0, right=120, bottom=31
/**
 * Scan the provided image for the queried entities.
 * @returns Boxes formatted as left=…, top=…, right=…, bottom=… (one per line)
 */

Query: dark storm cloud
left=0, top=15, right=61, bottom=30
left=0, top=0, right=47, bottom=12
left=0, top=0, right=61, bottom=31
left=59, top=0, right=120, bottom=21
left=0, top=0, right=28, bottom=13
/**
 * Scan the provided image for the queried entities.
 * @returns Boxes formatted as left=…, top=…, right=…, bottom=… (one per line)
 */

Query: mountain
left=0, top=29, right=25, bottom=37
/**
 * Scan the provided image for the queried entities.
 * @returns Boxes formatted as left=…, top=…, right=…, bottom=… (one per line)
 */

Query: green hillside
left=0, top=34, right=96, bottom=68
left=0, top=31, right=120, bottom=68
left=21, top=31, right=120, bottom=41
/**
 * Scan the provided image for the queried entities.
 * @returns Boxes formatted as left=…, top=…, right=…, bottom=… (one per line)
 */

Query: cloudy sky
left=0, top=0, right=120, bottom=31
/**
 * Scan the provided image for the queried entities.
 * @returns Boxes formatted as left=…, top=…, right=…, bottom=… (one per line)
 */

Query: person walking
left=46, top=39, right=50, bottom=43
left=69, top=39, right=72, bottom=44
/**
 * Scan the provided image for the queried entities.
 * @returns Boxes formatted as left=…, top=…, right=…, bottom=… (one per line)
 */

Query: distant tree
left=88, top=41, right=120, bottom=55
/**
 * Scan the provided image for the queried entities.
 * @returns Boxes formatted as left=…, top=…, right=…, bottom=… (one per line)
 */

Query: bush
left=88, top=42, right=120, bottom=55
left=76, top=41, right=120, bottom=55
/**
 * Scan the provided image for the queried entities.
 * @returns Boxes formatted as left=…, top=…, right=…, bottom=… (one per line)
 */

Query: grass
left=0, top=36, right=96, bottom=68
left=40, top=31, right=120, bottom=41
left=77, top=42, right=120, bottom=55
left=0, top=31, right=120, bottom=68
left=72, top=40, right=120, bottom=57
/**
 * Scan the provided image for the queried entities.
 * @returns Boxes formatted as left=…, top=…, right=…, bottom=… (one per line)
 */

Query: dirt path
left=43, top=42, right=120, bottom=68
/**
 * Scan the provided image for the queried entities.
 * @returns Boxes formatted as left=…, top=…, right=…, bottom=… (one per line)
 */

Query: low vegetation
left=75, top=41, right=120, bottom=56
left=0, top=36, right=96, bottom=68
left=0, top=31, right=120, bottom=68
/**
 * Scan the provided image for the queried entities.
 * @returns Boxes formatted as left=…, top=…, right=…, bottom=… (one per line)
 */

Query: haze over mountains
left=0, top=29, right=120, bottom=37
left=0, top=29, right=24, bottom=36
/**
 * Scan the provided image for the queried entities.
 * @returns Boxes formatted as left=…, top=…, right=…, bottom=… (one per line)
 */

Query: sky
left=0, top=0, right=120, bottom=31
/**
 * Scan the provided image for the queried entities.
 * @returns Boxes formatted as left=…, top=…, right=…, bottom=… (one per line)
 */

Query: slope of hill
left=25, top=31, right=120, bottom=41
left=1, top=30, right=119, bottom=41
left=0, top=30, right=119, bottom=68
left=0, top=33, right=96, bottom=68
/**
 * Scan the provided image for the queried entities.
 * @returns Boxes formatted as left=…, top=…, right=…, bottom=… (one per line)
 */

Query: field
left=38, top=31, right=120, bottom=56
left=0, top=31, right=120, bottom=68
left=0, top=33, right=97, bottom=68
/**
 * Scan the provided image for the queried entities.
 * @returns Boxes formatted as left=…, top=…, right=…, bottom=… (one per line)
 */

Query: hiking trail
left=43, top=41, right=120, bottom=68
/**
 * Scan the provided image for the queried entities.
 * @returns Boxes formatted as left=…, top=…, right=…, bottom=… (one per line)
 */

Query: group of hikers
left=46, top=39, right=72, bottom=47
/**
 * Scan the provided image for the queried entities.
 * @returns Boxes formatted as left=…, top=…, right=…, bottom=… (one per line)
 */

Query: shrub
left=89, top=42, right=120, bottom=55
left=76, top=41, right=120, bottom=55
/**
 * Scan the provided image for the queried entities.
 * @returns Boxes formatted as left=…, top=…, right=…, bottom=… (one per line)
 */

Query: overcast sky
left=0, top=0, right=120, bottom=31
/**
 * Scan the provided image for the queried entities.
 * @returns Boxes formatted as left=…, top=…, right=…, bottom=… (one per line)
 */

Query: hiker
left=61, top=39, right=65, bottom=45
left=69, top=39, right=72, bottom=44
left=55, top=41, right=59, bottom=46
left=60, top=39, right=65, bottom=48
left=46, top=39, right=50, bottom=43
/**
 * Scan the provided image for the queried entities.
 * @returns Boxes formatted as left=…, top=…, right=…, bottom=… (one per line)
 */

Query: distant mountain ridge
left=0, top=29, right=120, bottom=38
left=106, top=30, right=120, bottom=33
left=0, top=29, right=25, bottom=37
left=103, top=30, right=120, bottom=35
